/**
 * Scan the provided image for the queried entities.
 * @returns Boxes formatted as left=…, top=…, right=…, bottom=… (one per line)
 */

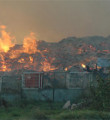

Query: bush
left=90, top=74, right=110, bottom=110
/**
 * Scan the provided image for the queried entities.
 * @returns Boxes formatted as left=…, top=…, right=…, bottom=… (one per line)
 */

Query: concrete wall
left=54, top=88, right=83, bottom=102
left=22, top=88, right=83, bottom=102
left=1, top=93, right=21, bottom=103
left=1, top=88, right=83, bottom=103
left=0, top=73, right=88, bottom=102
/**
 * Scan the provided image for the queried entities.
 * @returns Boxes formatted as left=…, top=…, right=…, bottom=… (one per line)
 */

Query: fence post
left=65, top=72, right=67, bottom=88
left=53, top=72, right=55, bottom=102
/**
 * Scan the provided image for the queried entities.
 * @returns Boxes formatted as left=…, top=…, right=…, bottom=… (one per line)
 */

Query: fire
left=81, top=64, right=86, bottom=68
left=2, top=65, right=7, bottom=72
left=41, top=63, right=57, bottom=72
left=0, top=25, right=6, bottom=29
left=18, top=58, right=25, bottom=63
left=9, top=49, right=23, bottom=59
left=64, top=66, right=72, bottom=71
left=0, top=54, right=11, bottom=72
left=0, top=25, right=60, bottom=73
left=0, top=26, right=15, bottom=53
left=97, top=66, right=101, bottom=69
left=41, top=58, right=57, bottom=72
left=23, top=32, right=38, bottom=54
left=65, top=67, right=68, bottom=71
left=0, top=24, right=106, bottom=73
left=29, top=56, right=33, bottom=63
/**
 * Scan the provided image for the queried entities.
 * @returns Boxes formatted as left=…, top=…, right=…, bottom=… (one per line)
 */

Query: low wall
left=54, top=88, right=83, bottom=102
left=22, top=88, right=83, bottom=102
left=1, top=93, right=21, bottom=103
left=0, top=88, right=83, bottom=103
left=0, top=74, right=86, bottom=102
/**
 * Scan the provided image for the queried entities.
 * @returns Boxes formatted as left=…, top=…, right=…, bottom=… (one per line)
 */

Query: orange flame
left=0, top=25, right=59, bottom=72
left=23, top=32, right=38, bottom=54
left=81, top=64, right=86, bottom=68
left=29, top=56, right=33, bottom=63
left=97, top=66, right=101, bottom=69
left=18, top=58, right=25, bottom=63
left=65, top=67, right=68, bottom=71
left=41, top=58, right=57, bottom=72
left=0, top=26, right=15, bottom=53
left=64, top=65, right=72, bottom=71
left=0, top=54, right=11, bottom=72
left=0, top=25, right=6, bottom=29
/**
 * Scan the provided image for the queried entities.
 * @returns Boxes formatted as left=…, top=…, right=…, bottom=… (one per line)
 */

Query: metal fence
left=43, top=72, right=67, bottom=88
left=0, top=72, right=93, bottom=93
left=0, top=72, right=93, bottom=102
left=68, top=72, right=93, bottom=88
left=1, top=75, right=21, bottom=94
left=43, top=72, right=93, bottom=89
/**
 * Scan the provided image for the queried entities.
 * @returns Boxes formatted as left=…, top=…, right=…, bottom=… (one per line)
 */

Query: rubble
left=63, top=100, right=71, bottom=109
left=0, top=26, right=110, bottom=73
left=71, top=104, right=77, bottom=110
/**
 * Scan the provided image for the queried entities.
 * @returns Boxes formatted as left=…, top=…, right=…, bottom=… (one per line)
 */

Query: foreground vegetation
left=0, top=101, right=110, bottom=120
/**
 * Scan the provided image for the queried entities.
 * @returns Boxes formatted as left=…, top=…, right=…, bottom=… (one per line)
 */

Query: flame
left=2, top=65, right=7, bottom=71
left=29, top=56, right=33, bottom=63
left=0, top=24, right=104, bottom=73
left=65, top=67, right=68, bottom=71
left=9, top=49, right=23, bottom=59
left=0, top=54, right=11, bottom=72
left=18, top=58, right=25, bottom=63
left=0, top=25, right=6, bottom=29
left=97, top=66, right=101, bottom=69
left=41, top=58, right=57, bottom=72
left=0, top=25, right=58, bottom=72
left=0, top=26, right=15, bottom=53
left=81, top=64, right=86, bottom=68
left=41, top=62, right=57, bottom=72
left=64, top=65, right=72, bottom=71
left=23, top=32, right=38, bottom=54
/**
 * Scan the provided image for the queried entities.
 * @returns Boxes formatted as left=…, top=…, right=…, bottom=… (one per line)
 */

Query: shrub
left=90, top=74, right=110, bottom=110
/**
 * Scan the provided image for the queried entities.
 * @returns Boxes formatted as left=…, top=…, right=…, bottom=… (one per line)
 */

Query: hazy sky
left=0, top=0, right=110, bottom=43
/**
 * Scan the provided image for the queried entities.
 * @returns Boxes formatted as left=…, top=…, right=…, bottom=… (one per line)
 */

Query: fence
left=1, top=75, right=21, bottom=94
left=0, top=72, right=93, bottom=102
left=69, top=72, right=93, bottom=88
left=42, top=72, right=93, bottom=89
left=43, top=72, right=67, bottom=88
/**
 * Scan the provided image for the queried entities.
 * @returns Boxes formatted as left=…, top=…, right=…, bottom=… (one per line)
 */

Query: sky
left=0, top=0, right=110, bottom=44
